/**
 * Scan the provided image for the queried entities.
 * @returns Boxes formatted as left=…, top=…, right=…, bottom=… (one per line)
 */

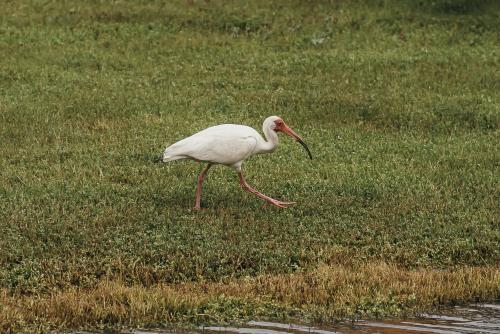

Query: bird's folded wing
left=176, top=134, right=257, bottom=166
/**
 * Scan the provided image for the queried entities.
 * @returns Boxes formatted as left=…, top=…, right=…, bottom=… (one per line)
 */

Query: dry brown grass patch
left=1, top=263, right=499, bottom=333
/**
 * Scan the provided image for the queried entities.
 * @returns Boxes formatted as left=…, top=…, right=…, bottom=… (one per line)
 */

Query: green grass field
left=1, top=0, right=499, bottom=332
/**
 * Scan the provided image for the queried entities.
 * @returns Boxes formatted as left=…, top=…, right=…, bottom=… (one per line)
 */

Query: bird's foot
left=277, top=200, right=296, bottom=205
left=265, top=199, right=296, bottom=209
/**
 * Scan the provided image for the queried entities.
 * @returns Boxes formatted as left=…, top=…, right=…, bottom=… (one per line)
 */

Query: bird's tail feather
left=162, top=155, right=186, bottom=162
left=162, top=146, right=186, bottom=162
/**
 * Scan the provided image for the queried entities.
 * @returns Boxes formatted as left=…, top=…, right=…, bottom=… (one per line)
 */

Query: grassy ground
left=0, top=0, right=499, bottom=332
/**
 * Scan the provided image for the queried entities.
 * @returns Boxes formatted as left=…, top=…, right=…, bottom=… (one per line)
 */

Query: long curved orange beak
left=277, top=122, right=313, bottom=160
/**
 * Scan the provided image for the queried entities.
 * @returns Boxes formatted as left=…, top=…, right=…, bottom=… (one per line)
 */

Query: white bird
left=162, top=116, right=312, bottom=210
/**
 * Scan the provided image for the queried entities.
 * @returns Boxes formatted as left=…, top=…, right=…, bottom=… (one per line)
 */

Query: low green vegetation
left=0, top=0, right=499, bottom=332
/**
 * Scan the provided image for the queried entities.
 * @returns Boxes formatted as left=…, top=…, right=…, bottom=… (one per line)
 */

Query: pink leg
left=238, top=172, right=296, bottom=208
left=194, top=164, right=211, bottom=210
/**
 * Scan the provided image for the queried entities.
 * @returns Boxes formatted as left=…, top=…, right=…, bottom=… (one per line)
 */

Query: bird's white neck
left=260, top=121, right=279, bottom=153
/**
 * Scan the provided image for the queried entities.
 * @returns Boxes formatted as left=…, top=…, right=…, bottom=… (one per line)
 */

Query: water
left=72, top=303, right=500, bottom=334
left=199, top=304, right=499, bottom=334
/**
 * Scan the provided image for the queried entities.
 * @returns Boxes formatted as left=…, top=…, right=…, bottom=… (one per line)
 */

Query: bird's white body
left=161, top=116, right=310, bottom=209
left=163, top=119, right=279, bottom=171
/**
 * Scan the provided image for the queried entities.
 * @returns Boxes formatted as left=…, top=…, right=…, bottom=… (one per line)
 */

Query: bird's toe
left=278, top=200, right=296, bottom=205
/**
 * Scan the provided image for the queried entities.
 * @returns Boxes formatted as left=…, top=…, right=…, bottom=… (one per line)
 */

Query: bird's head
left=266, top=116, right=312, bottom=160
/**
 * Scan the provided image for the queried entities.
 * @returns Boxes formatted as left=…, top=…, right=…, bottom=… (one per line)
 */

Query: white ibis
left=162, top=116, right=312, bottom=210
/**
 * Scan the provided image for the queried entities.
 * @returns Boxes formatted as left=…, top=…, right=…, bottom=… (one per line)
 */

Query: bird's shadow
left=150, top=182, right=265, bottom=213
left=141, top=154, right=287, bottom=212
left=150, top=190, right=192, bottom=211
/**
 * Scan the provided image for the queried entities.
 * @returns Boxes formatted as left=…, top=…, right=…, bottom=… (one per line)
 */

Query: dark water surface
left=72, top=303, right=499, bottom=334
